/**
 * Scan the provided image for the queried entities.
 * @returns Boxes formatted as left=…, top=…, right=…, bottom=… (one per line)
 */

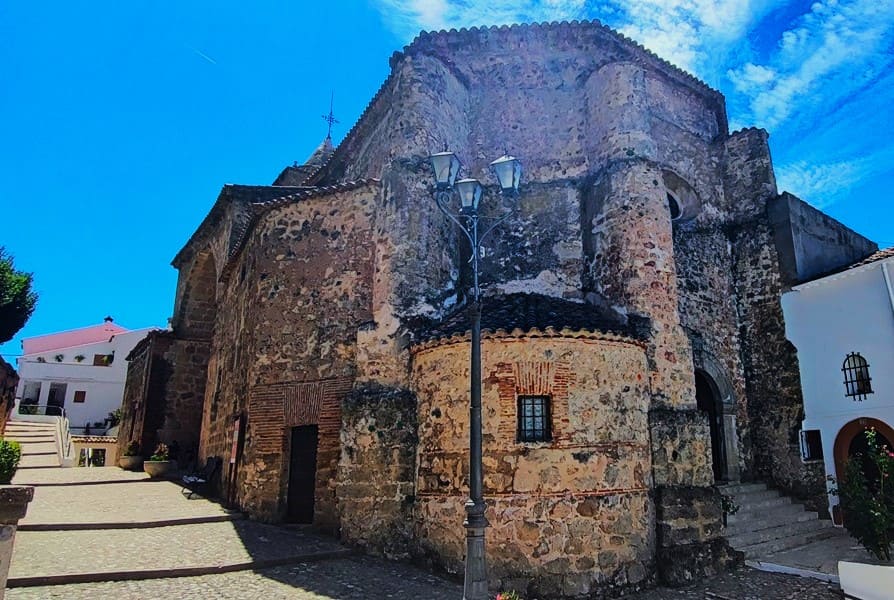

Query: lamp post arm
left=434, top=190, right=476, bottom=250
left=478, top=209, right=512, bottom=244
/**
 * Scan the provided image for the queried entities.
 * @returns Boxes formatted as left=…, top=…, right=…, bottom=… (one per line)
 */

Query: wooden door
left=287, top=425, right=318, bottom=523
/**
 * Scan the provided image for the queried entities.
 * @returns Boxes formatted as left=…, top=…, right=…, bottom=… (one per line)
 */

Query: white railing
left=11, top=403, right=75, bottom=467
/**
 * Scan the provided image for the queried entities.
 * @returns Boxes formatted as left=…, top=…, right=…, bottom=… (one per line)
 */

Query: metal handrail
left=13, top=402, right=74, bottom=460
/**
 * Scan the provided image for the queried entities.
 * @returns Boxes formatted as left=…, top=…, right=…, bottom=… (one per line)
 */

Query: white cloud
left=371, top=0, right=779, bottom=76
left=370, top=0, right=894, bottom=212
left=728, top=0, right=894, bottom=130
left=775, top=159, right=870, bottom=208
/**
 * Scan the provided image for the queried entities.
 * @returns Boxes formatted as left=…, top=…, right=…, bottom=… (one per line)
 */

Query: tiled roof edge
left=408, top=20, right=723, bottom=99
left=411, top=326, right=649, bottom=353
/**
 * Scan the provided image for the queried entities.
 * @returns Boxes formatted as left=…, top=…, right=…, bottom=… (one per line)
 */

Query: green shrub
left=832, top=428, right=894, bottom=560
left=0, top=439, right=22, bottom=483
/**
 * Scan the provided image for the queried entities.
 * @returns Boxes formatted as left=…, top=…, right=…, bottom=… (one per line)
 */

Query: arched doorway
left=832, top=417, right=894, bottom=524
left=695, top=370, right=726, bottom=483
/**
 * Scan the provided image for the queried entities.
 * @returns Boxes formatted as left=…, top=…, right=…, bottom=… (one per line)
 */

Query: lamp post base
left=463, top=499, right=489, bottom=600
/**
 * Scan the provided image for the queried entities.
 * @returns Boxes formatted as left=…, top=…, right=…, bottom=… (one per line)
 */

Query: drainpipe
left=882, top=262, right=894, bottom=318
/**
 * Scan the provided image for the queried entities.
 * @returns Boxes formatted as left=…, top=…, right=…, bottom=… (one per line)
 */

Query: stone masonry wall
left=200, top=186, right=378, bottom=523
left=724, top=129, right=826, bottom=512
left=338, top=383, right=418, bottom=558
left=412, top=335, right=655, bottom=598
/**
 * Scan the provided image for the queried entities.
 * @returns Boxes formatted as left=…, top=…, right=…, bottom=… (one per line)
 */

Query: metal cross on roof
left=321, top=92, right=339, bottom=140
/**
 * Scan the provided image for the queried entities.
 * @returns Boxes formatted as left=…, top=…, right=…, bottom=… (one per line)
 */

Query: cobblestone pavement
left=9, top=521, right=345, bottom=579
left=6, top=562, right=839, bottom=600
left=4, top=467, right=844, bottom=599
left=625, top=567, right=840, bottom=599
left=12, top=466, right=148, bottom=486
left=6, top=556, right=465, bottom=599
left=17, top=479, right=231, bottom=526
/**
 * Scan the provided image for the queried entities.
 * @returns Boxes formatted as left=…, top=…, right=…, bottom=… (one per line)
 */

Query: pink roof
left=23, top=322, right=129, bottom=354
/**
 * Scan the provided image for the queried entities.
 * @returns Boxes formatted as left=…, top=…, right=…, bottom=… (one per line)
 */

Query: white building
left=782, top=248, right=894, bottom=523
left=15, top=318, right=158, bottom=435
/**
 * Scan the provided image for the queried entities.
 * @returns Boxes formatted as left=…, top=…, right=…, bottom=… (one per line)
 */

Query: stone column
left=585, top=63, right=739, bottom=585
left=0, top=486, right=34, bottom=598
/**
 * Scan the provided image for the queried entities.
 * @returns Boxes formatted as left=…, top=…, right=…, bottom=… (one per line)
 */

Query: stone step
left=725, top=488, right=781, bottom=505
left=18, top=454, right=60, bottom=468
left=727, top=517, right=832, bottom=548
left=6, top=436, right=56, bottom=444
left=730, top=494, right=792, bottom=513
left=718, top=482, right=768, bottom=495
left=6, top=422, right=57, bottom=429
left=738, top=525, right=840, bottom=558
left=725, top=504, right=818, bottom=534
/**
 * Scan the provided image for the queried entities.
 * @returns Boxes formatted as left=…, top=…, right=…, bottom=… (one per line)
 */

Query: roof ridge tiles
left=407, top=19, right=721, bottom=98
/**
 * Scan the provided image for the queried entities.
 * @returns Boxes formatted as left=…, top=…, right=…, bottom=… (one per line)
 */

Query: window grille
left=843, top=352, right=873, bottom=400
left=517, top=395, right=552, bottom=443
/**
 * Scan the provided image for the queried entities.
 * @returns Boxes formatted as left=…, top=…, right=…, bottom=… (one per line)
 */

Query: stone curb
left=13, top=478, right=152, bottom=487
left=14, top=466, right=62, bottom=470
left=5, top=548, right=356, bottom=588
left=745, top=559, right=841, bottom=585
left=18, top=513, right=244, bottom=531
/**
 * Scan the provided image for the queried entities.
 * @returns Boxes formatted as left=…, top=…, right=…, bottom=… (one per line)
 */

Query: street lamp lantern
left=430, top=150, right=462, bottom=189
left=489, top=154, right=522, bottom=194
left=455, top=178, right=483, bottom=213
left=427, top=147, right=521, bottom=600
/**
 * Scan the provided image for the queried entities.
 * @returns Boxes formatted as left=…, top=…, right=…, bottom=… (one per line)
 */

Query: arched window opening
left=843, top=352, right=873, bottom=400
left=667, top=192, right=682, bottom=220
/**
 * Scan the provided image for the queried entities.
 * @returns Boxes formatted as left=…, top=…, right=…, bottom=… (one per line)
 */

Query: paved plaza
left=5, top=466, right=847, bottom=599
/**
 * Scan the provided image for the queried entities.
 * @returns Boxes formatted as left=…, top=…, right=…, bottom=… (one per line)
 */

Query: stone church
left=118, top=20, right=877, bottom=597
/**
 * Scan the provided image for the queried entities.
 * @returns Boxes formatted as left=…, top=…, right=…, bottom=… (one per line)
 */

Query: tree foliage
left=0, top=247, right=37, bottom=344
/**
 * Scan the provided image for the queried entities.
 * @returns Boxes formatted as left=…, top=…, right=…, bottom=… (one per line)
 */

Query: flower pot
left=143, top=460, right=176, bottom=478
left=118, top=455, right=143, bottom=470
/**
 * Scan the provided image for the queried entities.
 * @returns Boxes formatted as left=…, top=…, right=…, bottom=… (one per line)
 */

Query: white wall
left=782, top=258, right=894, bottom=518
left=14, top=328, right=156, bottom=431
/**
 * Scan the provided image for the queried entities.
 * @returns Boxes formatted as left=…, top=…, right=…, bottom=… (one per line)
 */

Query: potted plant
left=143, top=443, right=176, bottom=478
left=0, top=439, right=22, bottom=483
left=118, top=441, right=143, bottom=470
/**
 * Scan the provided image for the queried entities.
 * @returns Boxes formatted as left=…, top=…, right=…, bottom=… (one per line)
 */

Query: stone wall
left=198, top=185, right=378, bottom=523
left=0, top=358, right=18, bottom=435
left=118, top=332, right=208, bottom=463
left=723, top=129, right=826, bottom=512
left=412, top=334, right=655, bottom=598
left=338, top=383, right=418, bottom=558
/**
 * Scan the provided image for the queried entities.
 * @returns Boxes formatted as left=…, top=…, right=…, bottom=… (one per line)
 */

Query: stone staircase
left=5, top=421, right=62, bottom=468
left=721, top=481, right=839, bottom=558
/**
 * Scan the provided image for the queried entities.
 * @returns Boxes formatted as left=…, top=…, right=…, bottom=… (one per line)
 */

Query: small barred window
left=843, top=352, right=873, bottom=400
left=517, top=395, right=552, bottom=443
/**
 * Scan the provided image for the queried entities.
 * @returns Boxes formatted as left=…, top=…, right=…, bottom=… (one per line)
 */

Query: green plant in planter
left=122, top=441, right=141, bottom=457
left=831, top=427, right=894, bottom=561
left=149, top=443, right=170, bottom=462
left=54, top=354, right=64, bottom=362
left=74, top=354, right=85, bottom=362
left=496, top=592, right=523, bottom=600
left=0, top=439, right=22, bottom=484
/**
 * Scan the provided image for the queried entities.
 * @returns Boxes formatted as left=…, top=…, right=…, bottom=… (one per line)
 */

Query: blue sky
left=2, top=0, right=892, bottom=359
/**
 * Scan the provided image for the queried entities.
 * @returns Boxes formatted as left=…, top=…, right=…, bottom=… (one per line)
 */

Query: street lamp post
left=428, top=149, right=522, bottom=600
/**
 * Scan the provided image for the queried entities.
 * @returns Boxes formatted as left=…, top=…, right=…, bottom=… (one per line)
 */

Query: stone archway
left=692, top=352, right=740, bottom=482
left=695, top=370, right=726, bottom=483
left=174, top=251, right=219, bottom=341
left=832, top=417, right=894, bottom=521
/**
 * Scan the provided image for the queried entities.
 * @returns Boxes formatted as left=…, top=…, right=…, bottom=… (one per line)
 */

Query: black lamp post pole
left=431, top=153, right=519, bottom=600
left=463, top=213, right=488, bottom=600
